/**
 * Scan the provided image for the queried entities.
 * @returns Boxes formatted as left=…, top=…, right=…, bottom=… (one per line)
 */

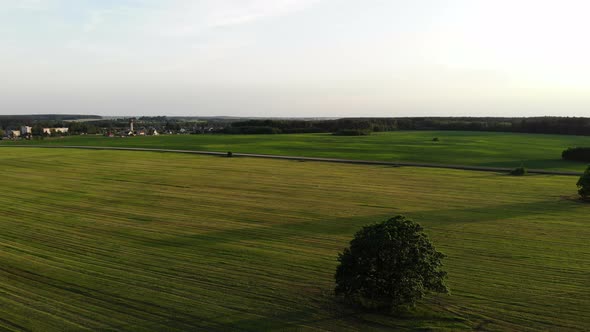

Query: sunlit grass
left=6, top=130, right=590, bottom=172
left=0, top=148, right=588, bottom=331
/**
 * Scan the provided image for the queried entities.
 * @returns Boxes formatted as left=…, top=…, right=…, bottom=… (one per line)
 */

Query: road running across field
left=0, top=145, right=583, bottom=176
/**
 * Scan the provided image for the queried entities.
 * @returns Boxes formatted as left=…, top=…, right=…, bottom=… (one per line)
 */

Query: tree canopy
left=563, top=147, right=590, bottom=162
left=577, top=165, right=590, bottom=200
left=335, top=215, right=448, bottom=310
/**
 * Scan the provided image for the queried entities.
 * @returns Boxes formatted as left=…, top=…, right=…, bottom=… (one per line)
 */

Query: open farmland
left=6, top=130, right=590, bottom=172
left=0, top=148, right=589, bottom=331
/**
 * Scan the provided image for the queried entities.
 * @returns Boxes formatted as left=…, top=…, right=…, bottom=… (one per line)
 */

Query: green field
left=4, top=131, right=590, bottom=172
left=0, top=148, right=588, bottom=331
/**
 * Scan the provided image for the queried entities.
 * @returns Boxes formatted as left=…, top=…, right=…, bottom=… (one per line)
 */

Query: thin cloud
left=207, top=0, right=324, bottom=28
left=158, top=0, right=323, bottom=37
left=0, top=0, right=54, bottom=11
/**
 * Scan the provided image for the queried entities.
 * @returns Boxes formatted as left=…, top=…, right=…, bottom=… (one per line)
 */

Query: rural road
left=1, top=145, right=583, bottom=176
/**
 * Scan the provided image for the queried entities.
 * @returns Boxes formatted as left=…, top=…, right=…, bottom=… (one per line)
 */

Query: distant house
left=7, top=130, right=21, bottom=138
left=20, top=126, right=32, bottom=135
left=42, top=127, right=69, bottom=135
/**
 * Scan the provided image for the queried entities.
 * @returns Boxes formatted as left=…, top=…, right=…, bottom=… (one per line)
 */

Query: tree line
left=225, top=117, right=590, bottom=136
left=562, top=147, right=590, bottom=162
left=3, top=116, right=590, bottom=137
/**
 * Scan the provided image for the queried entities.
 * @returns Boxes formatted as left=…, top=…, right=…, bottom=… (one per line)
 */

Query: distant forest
left=0, top=114, right=100, bottom=128
left=2, top=115, right=590, bottom=137
left=226, top=117, right=590, bottom=136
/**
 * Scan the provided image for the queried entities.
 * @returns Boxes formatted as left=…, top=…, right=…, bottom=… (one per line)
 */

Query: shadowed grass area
left=5, top=130, right=590, bottom=172
left=0, top=148, right=588, bottom=331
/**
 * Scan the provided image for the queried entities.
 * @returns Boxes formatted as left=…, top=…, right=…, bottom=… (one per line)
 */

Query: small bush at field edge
left=510, top=167, right=528, bottom=176
left=577, top=165, right=590, bottom=200
left=562, top=147, right=590, bottom=162
left=332, top=129, right=372, bottom=136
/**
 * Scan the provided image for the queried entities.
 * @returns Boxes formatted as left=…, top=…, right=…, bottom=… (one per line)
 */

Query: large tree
left=31, top=125, right=44, bottom=137
left=335, top=215, right=448, bottom=310
left=577, top=165, right=590, bottom=200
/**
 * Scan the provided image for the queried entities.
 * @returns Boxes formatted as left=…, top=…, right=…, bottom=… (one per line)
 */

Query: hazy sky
left=2, top=0, right=590, bottom=117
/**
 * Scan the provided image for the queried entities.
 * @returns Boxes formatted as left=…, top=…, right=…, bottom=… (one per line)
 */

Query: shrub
left=332, top=129, right=371, bottom=136
left=280, top=127, right=327, bottom=134
left=562, top=147, right=590, bottom=162
left=577, top=165, right=590, bottom=200
left=510, top=167, right=527, bottom=176
left=432, top=137, right=440, bottom=142
left=225, top=126, right=281, bottom=135
left=227, top=152, right=233, bottom=158
left=335, top=215, right=448, bottom=311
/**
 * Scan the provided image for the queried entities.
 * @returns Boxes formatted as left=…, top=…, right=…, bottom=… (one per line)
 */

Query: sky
left=1, top=0, right=590, bottom=117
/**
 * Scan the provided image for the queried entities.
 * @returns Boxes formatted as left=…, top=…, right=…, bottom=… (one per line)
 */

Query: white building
left=8, top=130, right=21, bottom=138
left=42, top=127, right=69, bottom=135
left=20, top=126, right=32, bottom=135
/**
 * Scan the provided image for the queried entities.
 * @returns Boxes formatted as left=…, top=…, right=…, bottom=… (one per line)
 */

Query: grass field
left=0, top=148, right=588, bottom=331
left=5, top=131, right=590, bottom=172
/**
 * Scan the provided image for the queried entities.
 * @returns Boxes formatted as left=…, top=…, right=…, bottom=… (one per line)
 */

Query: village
left=0, top=118, right=225, bottom=140
left=2, top=121, right=159, bottom=140
left=103, top=119, right=160, bottom=138
left=2, top=126, right=69, bottom=139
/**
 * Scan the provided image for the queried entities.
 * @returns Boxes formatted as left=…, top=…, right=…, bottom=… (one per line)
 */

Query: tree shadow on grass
left=205, top=291, right=471, bottom=332
left=407, top=199, right=582, bottom=226
left=476, top=158, right=584, bottom=171
left=137, top=214, right=392, bottom=249
left=133, top=198, right=582, bottom=250
left=119, top=215, right=473, bottom=329
left=119, top=215, right=481, bottom=331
